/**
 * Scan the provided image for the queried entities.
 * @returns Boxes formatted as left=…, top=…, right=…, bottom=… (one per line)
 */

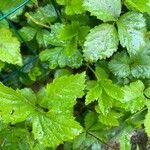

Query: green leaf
left=83, top=24, right=119, bottom=62
left=83, top=0, right=121, bottom=22
left=26, top=4, right=57, bottom=25
left=0, top=28, right=22, bottom=66
left=36, top=29, right=50, bottom=48
left=86, top=67, right=124, bottom=115
left=86, top=83, right=102, bottom=105
left=109, top=51, right=131, bottom=78
left=54, top=69, right=72, bottom=78
left=59, top=22, right=80, bottom=40
left=144, top=87, right=150, bottom=98
left=56, top=0, right=84, bottom=15
left=36, top=73, right=85, bottom=147
left=95, top=66, right=109, bottom=81
left=109, top=41, right=150, bottom=78
left=28, top=67, right=42, bottom=81
left=40, top=47, right=82, bottom=69
left=19, top=26, right=37, bottom=42
left=0, top=73, right=85, bottom=147
left=124, top=0, right=150, bottom=13
left=117, top=12, right=146, bottom=56
left=0, top=124, right=30, bottom=149
left=144, top=102, right=150, bottom=137
left=101, top=80, right=124, bottom=100
left=44, top=23, right=65, bottom=46
left=0, top=83, right=34, bottom=124
left=98, top=111, right=121, bottom=126
left=0, top=0, right=24, bottom=21
left=73, top=111, right=107, bottom=149
left=121, top=80, right=146, bottom=113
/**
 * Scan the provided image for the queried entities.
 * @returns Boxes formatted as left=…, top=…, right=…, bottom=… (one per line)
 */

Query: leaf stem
left=87, top=131, right=117, bottom=150
left=86, top=64, right=98, bottom=80
left=25, top=12, right=51, bottom=29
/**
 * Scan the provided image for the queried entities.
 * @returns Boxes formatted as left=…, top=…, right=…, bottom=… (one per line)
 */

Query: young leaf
left=56, top=0, right=84, bottom=15
left=109, top=51, right=131, bottom=78
left=86, top=67, right=124, bottom=115
left=121, top=80, right=146, bottom=113
left=117, top=12, right=146, bottom=56
left=83, top=24, right=119, bottom=62
left=0, top=28, right=22, bottom=66
left=40, top=47, right=82, bottom=69
left=83, top=0, right=121, bottom=22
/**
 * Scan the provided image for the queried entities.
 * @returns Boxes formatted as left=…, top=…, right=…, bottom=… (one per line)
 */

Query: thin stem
left=25, top=12, right=51, bottom=29
left=87, top=131, right=117, bottom=150
left=86, top=64, right=98, bottom=80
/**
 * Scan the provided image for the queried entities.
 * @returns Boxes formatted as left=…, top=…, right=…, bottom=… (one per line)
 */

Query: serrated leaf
left=0, top=28, right=22, bottom=66
left=40, top=47, right=82, bottom=69
left=101, top=80, right=124, bottom=100
left=19, top=26, right=36, bottom=41
left=0, top=124, right=30, bottom=149
left=36, top=29, right=50, bottom=48
left=86, top=67, right=123, bottom=115
left=83, top=24, right=119, bottom=62
left=26, top=4, right=57, bottom=25
left=98, top=111, right=121, bottom=126
left=0, top=73, right=85, bottom=147
left=122, top=80, right=146, bottom=113
left=44, top=23, right=65, bottom=46
left=83, top=0, right=121, bottom=22
left=144, top=102, right=150, bottom=137
left=109, top=51, right=131, bottom=78
left=0, top=83, right=34, bottom=123
left=109, top=41, right=150, bottom=79
left=59, top=22, right=79, bottom=40
left=56, top=0, right=84, bottom=15
left=36, top=73, right=85, bottom=147
left=117, top=12, right=146, bottom=56
left=86, top=83, right=102, bottom=105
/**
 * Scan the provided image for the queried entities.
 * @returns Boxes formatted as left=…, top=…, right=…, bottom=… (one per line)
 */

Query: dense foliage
left=0, top=0, right=150, bottom=149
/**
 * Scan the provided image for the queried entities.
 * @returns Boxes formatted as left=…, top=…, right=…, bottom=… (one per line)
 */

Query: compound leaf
left=0, top=73, right=85, bottom=147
